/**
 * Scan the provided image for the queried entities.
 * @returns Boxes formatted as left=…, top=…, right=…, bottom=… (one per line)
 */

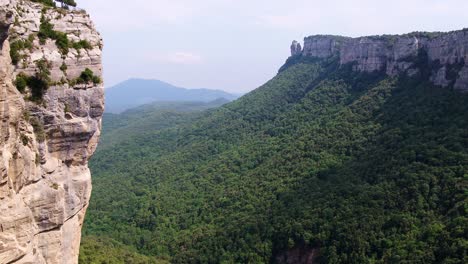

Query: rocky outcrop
left=290, top=40, right=302, bottom=56
left=294, top=29, right=468, bottom=92
left=274, top=245, right=319, bottom=264
left=0, top=1, right=103, bottom=263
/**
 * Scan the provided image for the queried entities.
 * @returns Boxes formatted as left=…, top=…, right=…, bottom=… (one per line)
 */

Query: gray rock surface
left=298, top=29, right=468, bottom=92
left=290, top=40, right=302, bottom=56
left=0, top=1, right=103, bottom=263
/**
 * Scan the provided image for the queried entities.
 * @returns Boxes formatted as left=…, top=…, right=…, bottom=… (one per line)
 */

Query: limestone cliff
left=292, top=29, right=468, bottom=92
left=0, top=0, right=103, bottom=263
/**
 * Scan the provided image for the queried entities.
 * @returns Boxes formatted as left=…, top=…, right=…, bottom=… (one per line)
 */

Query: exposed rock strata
left=292, top=29, right=468, bottom=91
left=0, top=1, right=103, bottom=263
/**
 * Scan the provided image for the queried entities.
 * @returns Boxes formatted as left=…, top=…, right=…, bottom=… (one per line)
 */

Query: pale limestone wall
left=0, top=1, right=103, bottom=263
left=299, top=30, right=468, bottom=92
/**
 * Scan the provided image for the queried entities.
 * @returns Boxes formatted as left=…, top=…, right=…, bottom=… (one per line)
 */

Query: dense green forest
left=80, top=101, right=227, bottom=264
left=79, top=236, right=167, bottom=264
left=81, top=55, right=468, bottom=263
left=97, top=99, right=230, bottom=151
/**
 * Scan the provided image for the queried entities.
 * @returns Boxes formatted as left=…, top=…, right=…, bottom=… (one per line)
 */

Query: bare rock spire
left=291, top=40, right=302, bottom=56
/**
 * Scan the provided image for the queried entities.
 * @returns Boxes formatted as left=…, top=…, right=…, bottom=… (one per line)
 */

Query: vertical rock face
left=298, top=29, right=468, bottom=92
left=290, top=40, right=302, bottom=56
left=301, top=35, right=344, bottom=59
left=0, top=1, right=103, bottom=263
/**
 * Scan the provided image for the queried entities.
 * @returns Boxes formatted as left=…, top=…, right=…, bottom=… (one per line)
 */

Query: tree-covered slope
left=81, top=56, right=468, bottom=263
left=98, top=99, right=230, bottom=151
left=79, top=236, right=168, bottom=264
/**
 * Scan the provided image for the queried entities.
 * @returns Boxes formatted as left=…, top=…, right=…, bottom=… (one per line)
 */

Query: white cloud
left=80, top=0, right=195, bottom=32
left=79, top=0, right=468, bottom=92
left=253, top=0, right=468, bottom=36
left=149, top=52, right=204, bottom=65
left=166, top=52, right=203, bottom=65
left=80, top=0, right=468, bottom=38
left=255, top=15, right=303, bottom=30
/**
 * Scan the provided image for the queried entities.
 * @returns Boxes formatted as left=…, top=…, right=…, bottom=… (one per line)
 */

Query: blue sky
left=79, top=0, right=468, bottom=93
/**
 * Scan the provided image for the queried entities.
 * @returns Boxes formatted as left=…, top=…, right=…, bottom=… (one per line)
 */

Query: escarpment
left=291, top=29, right=468, bottom=92
left=0, top=0, right=103, bottom=263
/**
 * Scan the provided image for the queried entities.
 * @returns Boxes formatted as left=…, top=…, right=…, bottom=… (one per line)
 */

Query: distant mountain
left=105, top=78, right=240, bottom=113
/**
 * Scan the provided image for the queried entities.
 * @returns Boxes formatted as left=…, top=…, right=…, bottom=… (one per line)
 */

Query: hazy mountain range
left=105, top=78, right=240, bottom=113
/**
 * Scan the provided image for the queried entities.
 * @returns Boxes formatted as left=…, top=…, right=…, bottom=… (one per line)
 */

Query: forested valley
left=80, top=55, right=468, bottom=263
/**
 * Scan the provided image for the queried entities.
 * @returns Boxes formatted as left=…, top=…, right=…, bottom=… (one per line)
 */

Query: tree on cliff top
left=56, top=0, right=77, bottom=8
left=30, top=0, right=77, bottom=8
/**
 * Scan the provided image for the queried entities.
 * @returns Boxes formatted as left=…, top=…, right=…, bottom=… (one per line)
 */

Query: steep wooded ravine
left=83, top=30, right=467, bottom=263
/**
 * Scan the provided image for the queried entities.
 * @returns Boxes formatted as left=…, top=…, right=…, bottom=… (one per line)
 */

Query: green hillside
left=81, top=56, right=468, bottom=263
left=97, top=100, right=230, bottom=151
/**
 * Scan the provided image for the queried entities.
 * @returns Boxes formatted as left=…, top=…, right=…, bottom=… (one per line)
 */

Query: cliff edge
left=291, top=29, right=468, bottom=92
left=0, top=0, right=103, bottom=263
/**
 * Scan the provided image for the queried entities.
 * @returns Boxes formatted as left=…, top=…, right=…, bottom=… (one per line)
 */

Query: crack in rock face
left=0, top=23, right=8, bottom=45
left=0, top=1, right=103, bottom=263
